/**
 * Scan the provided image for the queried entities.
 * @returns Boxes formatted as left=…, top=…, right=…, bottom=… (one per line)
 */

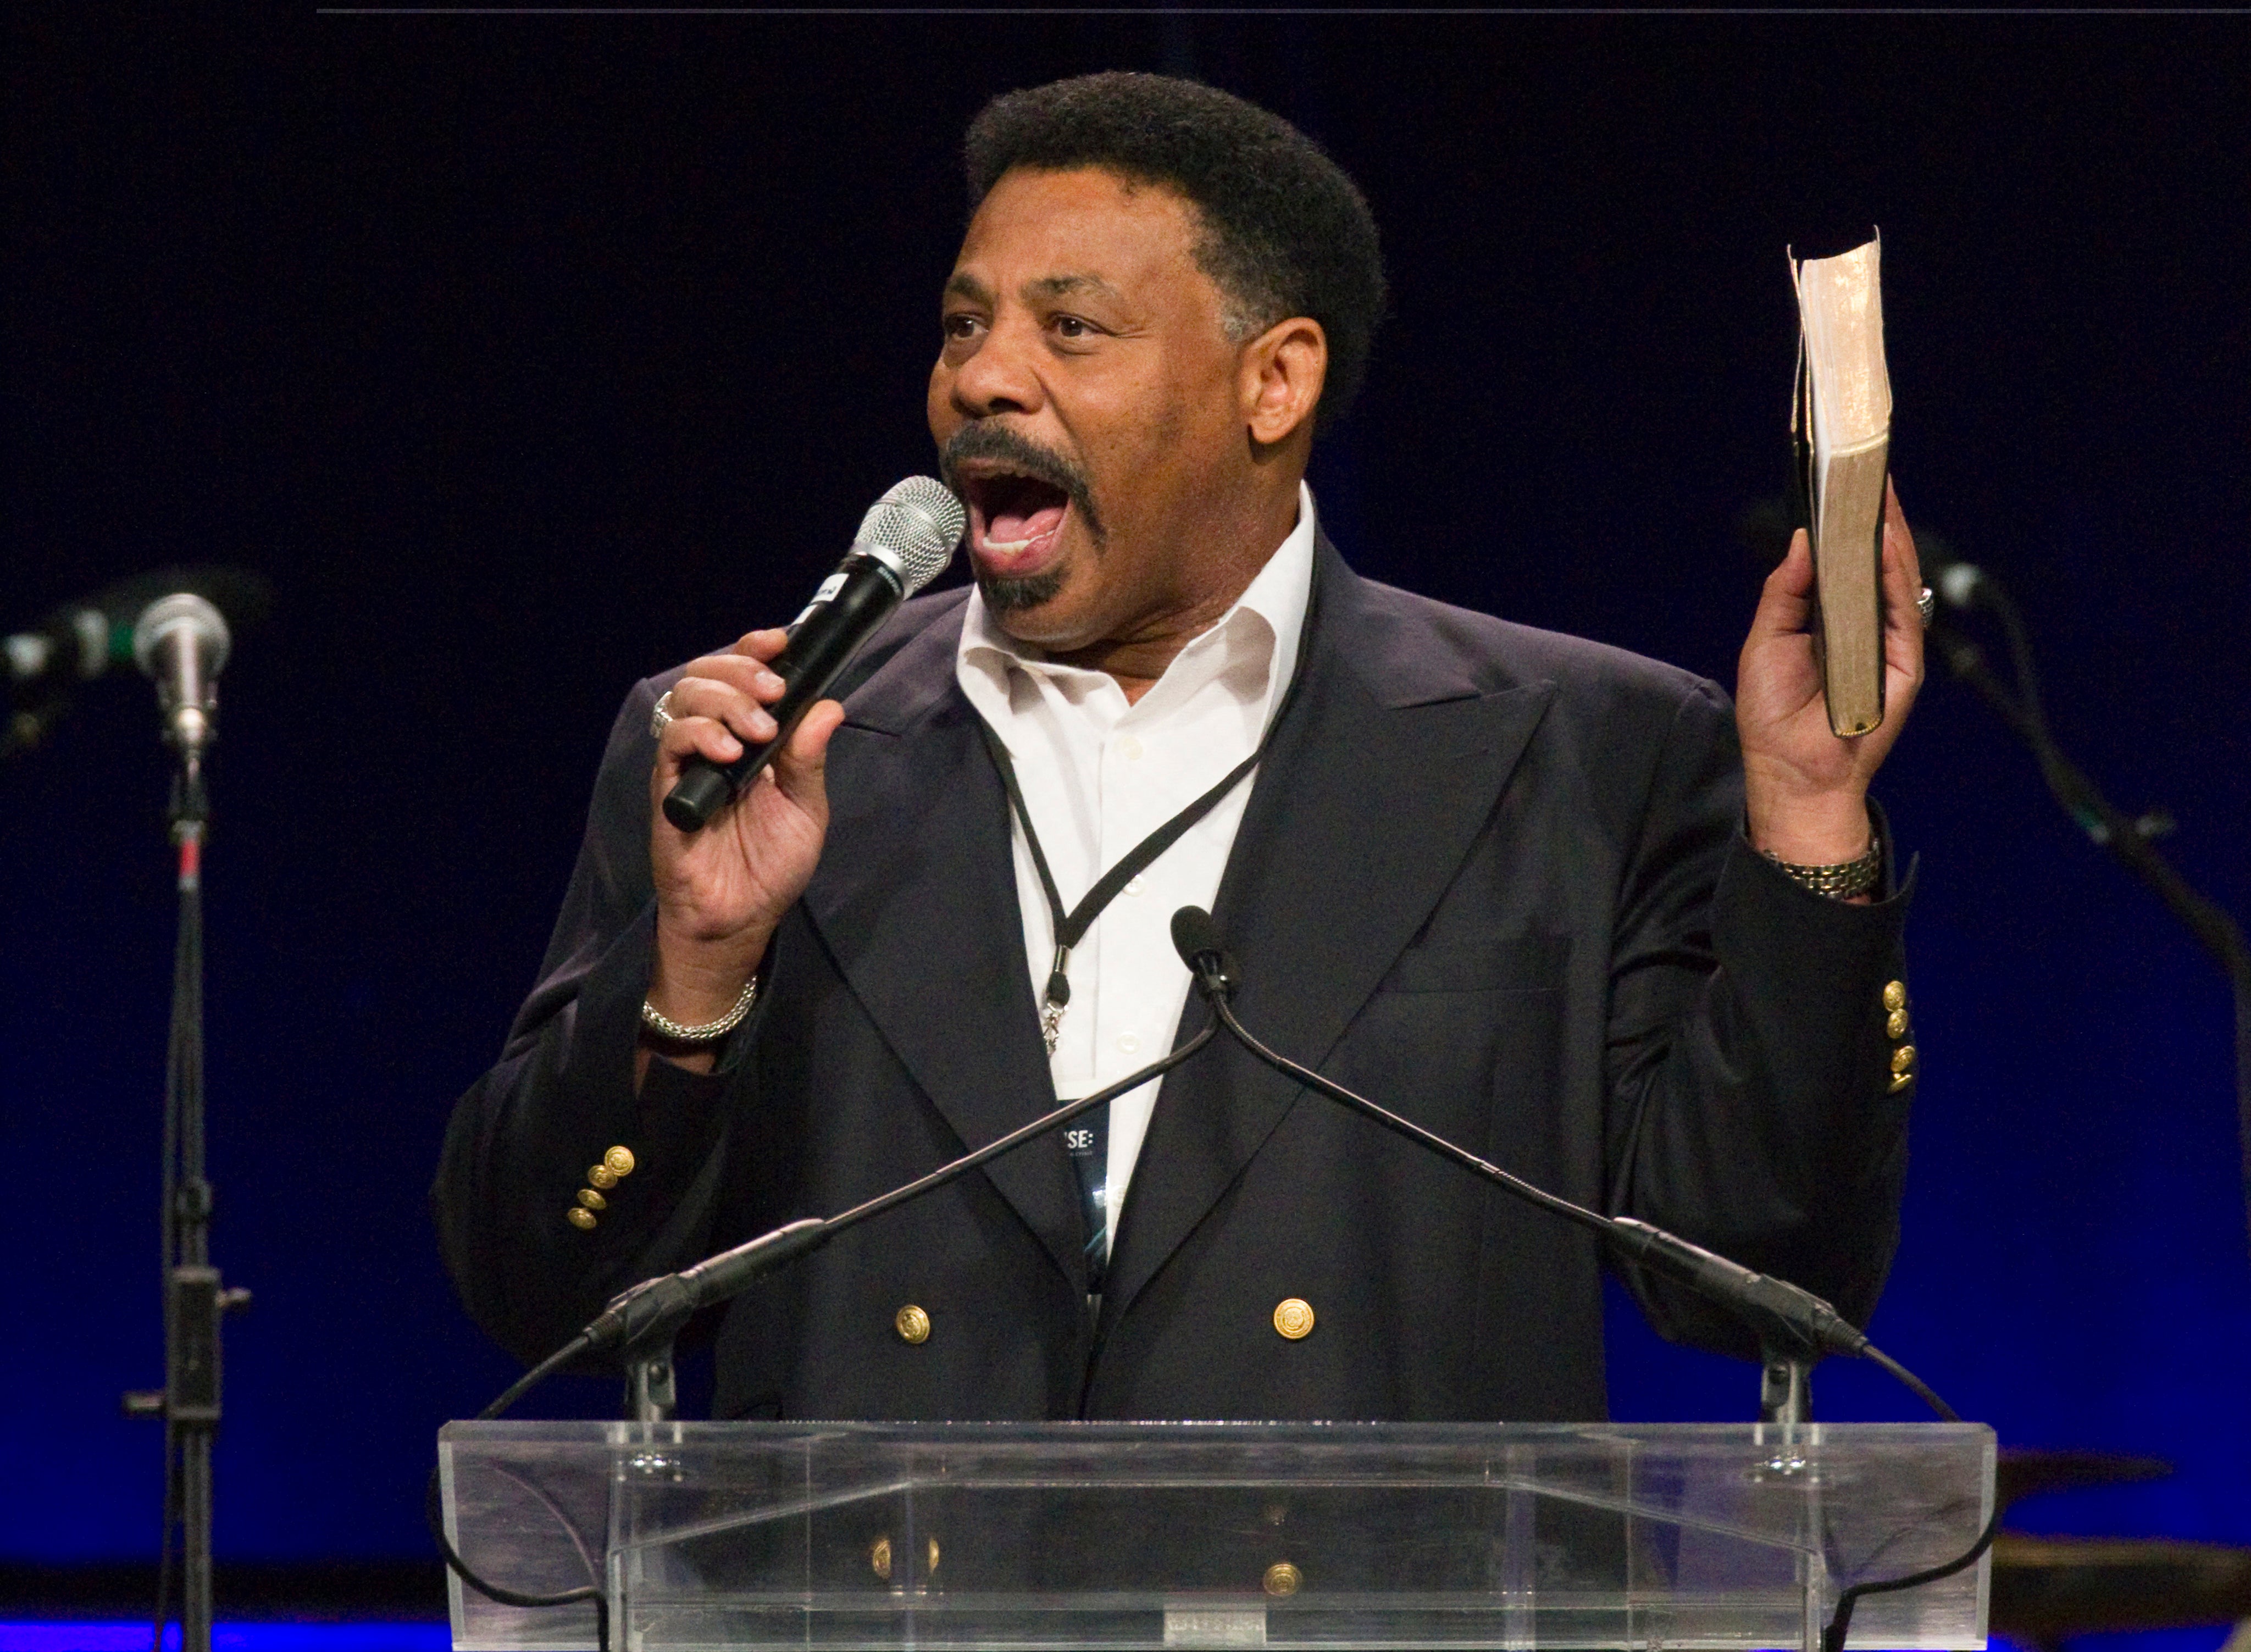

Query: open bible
left=1791, top=235, right=1893, bottom=737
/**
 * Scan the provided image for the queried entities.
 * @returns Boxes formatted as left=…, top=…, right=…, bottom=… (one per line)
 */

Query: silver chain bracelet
left=1762, top=824, right=1883, bottom=900
left=641, top=974, right=758, bottom=1044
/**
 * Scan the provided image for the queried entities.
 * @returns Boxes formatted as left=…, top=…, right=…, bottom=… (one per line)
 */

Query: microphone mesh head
left=855, top=476, right=965, bottom=596
left=131, top=592, right=232, bottom=678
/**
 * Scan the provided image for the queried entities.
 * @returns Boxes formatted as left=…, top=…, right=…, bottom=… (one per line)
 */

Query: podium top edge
left=439, top=1418, right=1996, bottom=1444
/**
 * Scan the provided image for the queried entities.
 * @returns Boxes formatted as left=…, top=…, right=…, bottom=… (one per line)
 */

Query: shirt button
left=1117, top=1030, right=1141, bottom=1055
left=1124, top=874, right=1146, bottom=896
left=1117, top=735, right=1145, bottom=761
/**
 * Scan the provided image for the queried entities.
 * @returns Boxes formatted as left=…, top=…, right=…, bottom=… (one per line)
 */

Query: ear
left=1238, top=317, right=1327, bottom=447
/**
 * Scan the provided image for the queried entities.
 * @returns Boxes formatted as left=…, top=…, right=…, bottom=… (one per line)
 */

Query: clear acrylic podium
left=440, top=1420, right=1992, bottom=1651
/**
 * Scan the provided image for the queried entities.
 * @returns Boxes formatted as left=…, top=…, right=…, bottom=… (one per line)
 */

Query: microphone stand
left=1926, top=610, right=2251, bottom=1261
left=120, top=746, right=251, bottom=1652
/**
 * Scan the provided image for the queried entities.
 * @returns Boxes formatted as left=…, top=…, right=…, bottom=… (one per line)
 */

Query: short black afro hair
left=964, top=72, right=1387, bottom=423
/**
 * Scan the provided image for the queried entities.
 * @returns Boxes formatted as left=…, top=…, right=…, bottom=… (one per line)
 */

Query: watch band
left=641, top=973, right=758, bottom=1044
left=1763, top=824, right=1883, bottom=900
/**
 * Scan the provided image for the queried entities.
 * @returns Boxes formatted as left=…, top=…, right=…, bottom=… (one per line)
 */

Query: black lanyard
left=970, top=560, right=1319, bottom=1287
left=977, top=718, right=1270, bottom=1055
left=975, top=694, right=1278, bottom=1299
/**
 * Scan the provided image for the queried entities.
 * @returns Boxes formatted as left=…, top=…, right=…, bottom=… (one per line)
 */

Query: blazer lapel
left=1101, top=541, right=1557, bottom=1326
left=799, top=598, right=1086, bottom=1291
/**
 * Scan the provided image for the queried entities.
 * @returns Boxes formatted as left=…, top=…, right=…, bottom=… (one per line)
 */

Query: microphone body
left=663, top=478, right=964, bottom=833
left=134, top=594, right=231, bottom=758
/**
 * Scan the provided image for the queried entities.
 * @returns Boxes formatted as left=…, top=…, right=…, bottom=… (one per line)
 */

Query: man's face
left=929, top=167, right=1252, bottom=652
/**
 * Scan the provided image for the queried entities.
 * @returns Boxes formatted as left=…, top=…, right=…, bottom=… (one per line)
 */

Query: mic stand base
left=625, top=1347, right=678, bottom=1425
left=1759, top=1351, right=1812, bottom=1425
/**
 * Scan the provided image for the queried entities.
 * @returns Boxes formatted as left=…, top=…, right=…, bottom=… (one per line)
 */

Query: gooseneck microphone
left=472, top=1018, right=1219, bottom=1424
left=1169, top=906, right=1994, bottom=1652
left=662, top=477, right=965, bottom=833
left=1171, top=906, right=1898, bottom=1374
left=431, top=1008, right=1224, bottom=1631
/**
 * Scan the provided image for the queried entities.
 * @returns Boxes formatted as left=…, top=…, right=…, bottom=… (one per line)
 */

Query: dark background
left=5, top=2, right=2246, bottom=1633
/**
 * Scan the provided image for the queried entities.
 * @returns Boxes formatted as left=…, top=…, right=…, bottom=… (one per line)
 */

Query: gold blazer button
left=1882, top=980, right=1908, bottom=1012
left=895, top=1304, right=932, bottom=1344
left=587, top=1163, right=620, bottom=1190
left=1273, top=1298, right=1315, bottom=1340
left=604, top=1145, right=637, bottom=1177
left=1264, top=1561, right=1302, bottom=1596
left=566, top=1207, right=597, bottom=1231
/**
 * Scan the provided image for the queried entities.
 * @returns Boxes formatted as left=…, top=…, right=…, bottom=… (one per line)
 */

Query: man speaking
left=434, top=72, right=1928, bottom=1422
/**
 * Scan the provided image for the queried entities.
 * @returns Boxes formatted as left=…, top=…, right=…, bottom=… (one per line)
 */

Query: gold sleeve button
left=576, top=1188, right=607, bottom=1211
left=1882, top=980, right=1908, bottom=1012
left=1886, top=1008, right=1910, bottom=1040
left=1889, top=1072, right=1914, bottom=1094
left=1273, top=1298, right=1315, bottom=1340
left=895, top=1304, right=931, bottom=1344
left=1264, top=1562, right=1302, bottom=1596
left=1890, top=1044, right=1917, bottom=1074
left=605, top=1145, right=637, bottom=1177
left=566, top=1207, right=597, bottom=1231
left=587, top=1163, right=620, bottom=1190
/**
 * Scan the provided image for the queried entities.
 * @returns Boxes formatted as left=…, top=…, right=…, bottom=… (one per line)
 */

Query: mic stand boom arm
left=1928, top=614, right=2251, bottom=1262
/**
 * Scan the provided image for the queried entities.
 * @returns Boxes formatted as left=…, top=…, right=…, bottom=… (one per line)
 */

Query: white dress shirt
left=954, top=483, right=1317, bottom=1254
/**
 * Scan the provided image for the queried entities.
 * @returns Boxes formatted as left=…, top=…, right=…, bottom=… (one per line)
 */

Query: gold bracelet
left=641, top=974, right=758, bottom=1044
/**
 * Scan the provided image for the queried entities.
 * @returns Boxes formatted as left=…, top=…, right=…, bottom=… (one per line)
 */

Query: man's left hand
left=1736, top=478, right=1926, bottom=867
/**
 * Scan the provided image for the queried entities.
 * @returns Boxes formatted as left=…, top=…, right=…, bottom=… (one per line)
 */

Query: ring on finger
left=649, top=689, right=677, bottom=739
left=1915, top=586, right=1936, bottom=628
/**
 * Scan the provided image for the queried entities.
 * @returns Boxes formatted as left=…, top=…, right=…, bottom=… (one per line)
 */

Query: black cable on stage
left=1821, top=1501, right=2000, bottom=1652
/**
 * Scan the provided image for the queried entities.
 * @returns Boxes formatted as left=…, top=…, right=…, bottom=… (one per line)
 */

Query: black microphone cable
left=429, top=1020, right=1220, bottom=1649
left=1166, top=905, right=1999, bottom=1652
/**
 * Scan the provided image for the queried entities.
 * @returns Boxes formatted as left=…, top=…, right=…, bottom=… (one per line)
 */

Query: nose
left=946, top=313, right=1045, bottom=421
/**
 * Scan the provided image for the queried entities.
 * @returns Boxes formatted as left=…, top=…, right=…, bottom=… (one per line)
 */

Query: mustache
left=938, top=423, right=1107, bottom=545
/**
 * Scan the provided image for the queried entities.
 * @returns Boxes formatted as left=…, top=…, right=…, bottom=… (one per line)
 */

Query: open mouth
left=962, top=469, right=1072, bottom=575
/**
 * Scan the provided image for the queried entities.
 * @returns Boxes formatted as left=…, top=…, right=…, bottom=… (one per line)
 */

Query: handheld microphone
left=663, top=478, right=964, bottom=833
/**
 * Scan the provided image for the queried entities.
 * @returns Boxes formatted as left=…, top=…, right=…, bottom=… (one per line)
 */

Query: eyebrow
left=943, top=270, right=993, bottom=304
left=941, top=270, right=1124, bottom=307
left=1027, top=273, right=1122, bottom=303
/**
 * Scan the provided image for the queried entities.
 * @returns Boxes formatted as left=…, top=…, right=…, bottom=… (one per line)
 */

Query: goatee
left=977, top=566, right=1071, bottom=613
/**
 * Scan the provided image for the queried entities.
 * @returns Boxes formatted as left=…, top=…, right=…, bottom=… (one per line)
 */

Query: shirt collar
left=956, top=480, right=1318, bottom=723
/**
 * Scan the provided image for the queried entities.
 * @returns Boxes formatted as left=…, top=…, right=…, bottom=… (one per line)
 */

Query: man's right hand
left=645, top=628, right=845, bottom=1041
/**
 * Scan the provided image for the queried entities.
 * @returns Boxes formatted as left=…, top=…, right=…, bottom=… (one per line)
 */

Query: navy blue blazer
left=434, top=537, right=1914, bottom=1421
